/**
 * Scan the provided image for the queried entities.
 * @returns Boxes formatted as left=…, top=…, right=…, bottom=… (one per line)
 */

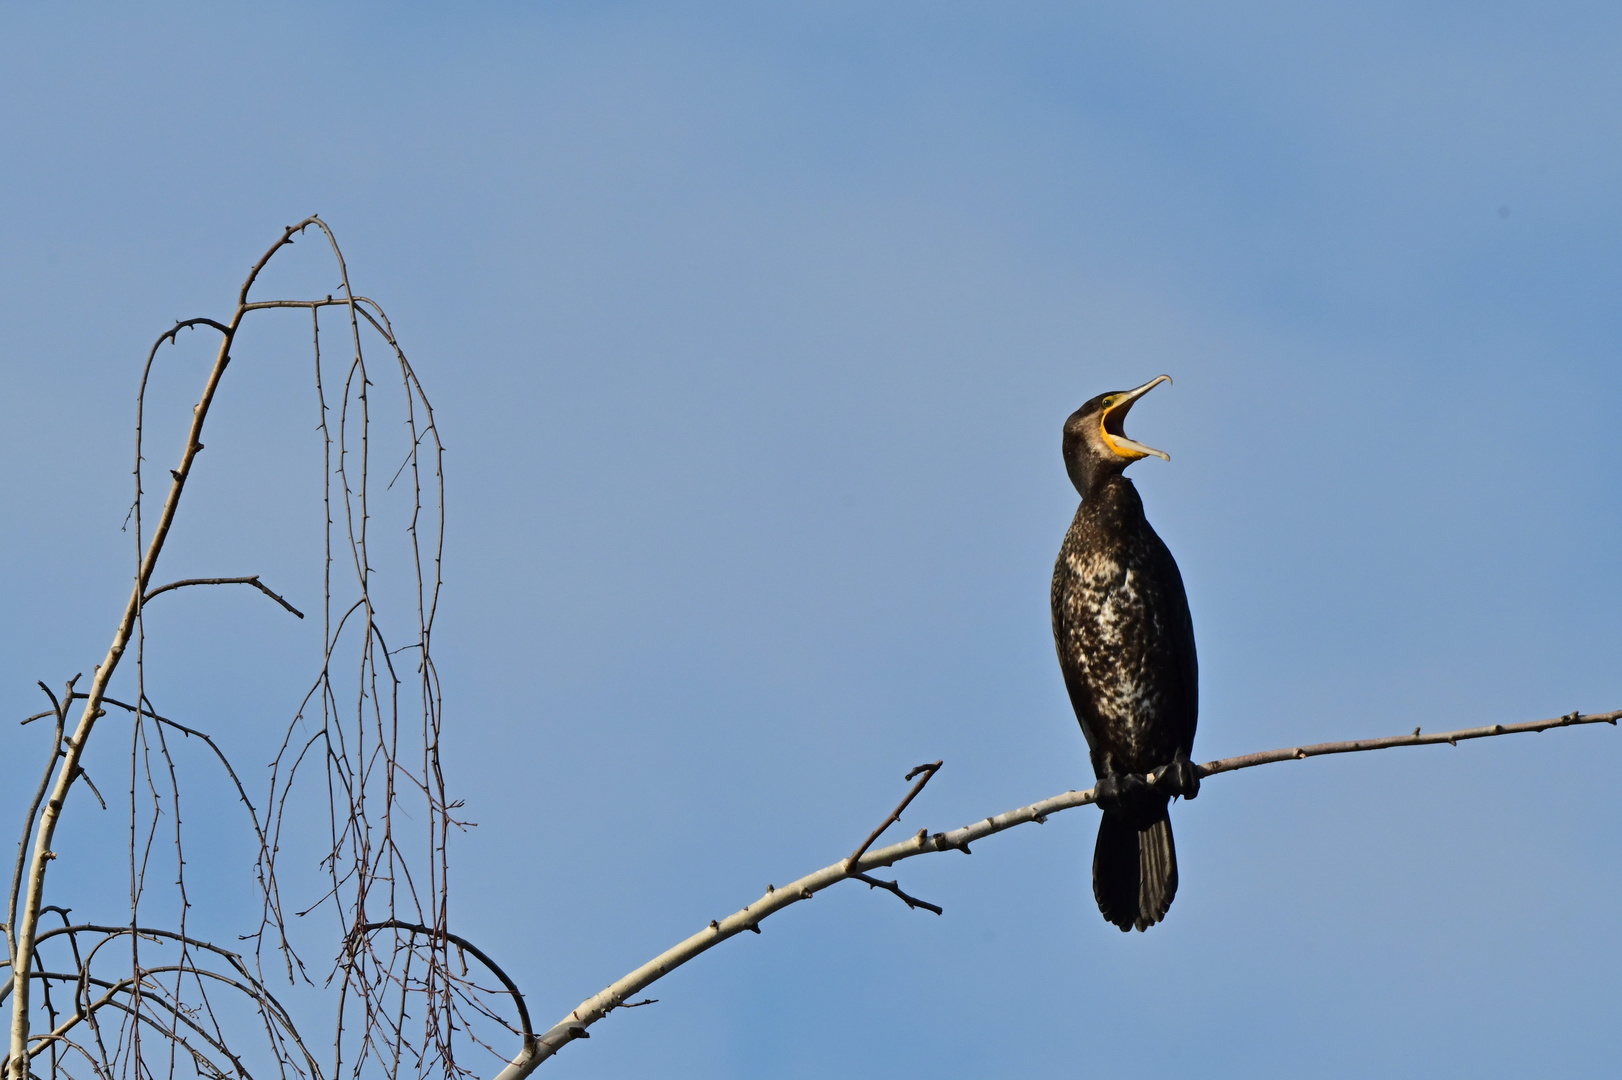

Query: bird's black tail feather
left=1093, top=805, right=1178, bottom=932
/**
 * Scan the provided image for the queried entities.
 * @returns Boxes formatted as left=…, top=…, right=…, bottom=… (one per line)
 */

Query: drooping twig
left=8, top=220, right=310, bottom=1080
left=141, top=576, right=304, bottom=619
left=8, top=220, right=450, bottom=1080
left=489, top=706, right=1619, bottom=1077
left=0, top=922, right=321, bottom=1080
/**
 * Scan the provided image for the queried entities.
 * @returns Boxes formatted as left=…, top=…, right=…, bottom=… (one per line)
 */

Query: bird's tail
left=1093, top=803, right=1177, bottom=932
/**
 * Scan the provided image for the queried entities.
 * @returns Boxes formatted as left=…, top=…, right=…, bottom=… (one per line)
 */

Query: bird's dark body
left=1052, top=378, right=1198, bottom=932
left=1052, top=475, right=1197, bottom=780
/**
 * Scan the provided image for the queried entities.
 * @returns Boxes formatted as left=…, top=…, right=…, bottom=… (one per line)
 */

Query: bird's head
left=1062, top=374, right=1172, bottom=496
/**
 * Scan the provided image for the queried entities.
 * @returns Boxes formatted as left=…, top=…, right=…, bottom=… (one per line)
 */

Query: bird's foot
left=1152, top=757, right=1201, bottom=801
left=1094, top=772, right=1153, bottom=816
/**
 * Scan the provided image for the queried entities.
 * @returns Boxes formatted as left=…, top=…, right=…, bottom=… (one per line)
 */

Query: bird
left=1051, top=374, right=1200, bottom=932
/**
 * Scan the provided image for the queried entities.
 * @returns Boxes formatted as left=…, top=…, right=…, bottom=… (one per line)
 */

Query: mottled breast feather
left=1051, top=476, right=1197, bottom=778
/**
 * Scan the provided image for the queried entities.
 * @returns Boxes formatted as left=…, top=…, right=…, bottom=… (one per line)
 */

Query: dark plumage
left=1051, top=375, right=1199, bottom=932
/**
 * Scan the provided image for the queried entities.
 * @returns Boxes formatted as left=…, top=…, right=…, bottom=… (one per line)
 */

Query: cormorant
left=1051, top=375, right=1200, bottom=932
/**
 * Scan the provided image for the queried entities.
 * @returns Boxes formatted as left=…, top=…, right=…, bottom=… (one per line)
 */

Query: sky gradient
left=3, top=4, right=1620, bottom=1078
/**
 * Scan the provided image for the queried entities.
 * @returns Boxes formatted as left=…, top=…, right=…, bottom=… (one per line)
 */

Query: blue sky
left=2, top=4, right=1619, bottom=1078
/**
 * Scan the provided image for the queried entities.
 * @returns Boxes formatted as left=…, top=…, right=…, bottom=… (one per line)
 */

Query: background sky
left=3, top=3, right=1620, bottom=1078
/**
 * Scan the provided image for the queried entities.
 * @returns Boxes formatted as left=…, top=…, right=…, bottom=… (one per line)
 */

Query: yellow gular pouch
left=1098, top=376, right=1172, bottom=462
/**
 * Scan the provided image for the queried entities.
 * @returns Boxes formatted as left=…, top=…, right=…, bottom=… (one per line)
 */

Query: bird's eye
left=1101, top=395, right=1116, bottom=407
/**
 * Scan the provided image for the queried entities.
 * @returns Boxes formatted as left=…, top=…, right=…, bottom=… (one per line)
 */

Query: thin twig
left=600, top=999, right=655, bottom=1015
left=851, top=874, right=942, bottom=915
left=844, top=761, right=941, bottom=873
left=1187, top=708, right=1614, bottom=778
left=9, top=679, right=74, bottom=976
left=141, top=577, right=303, bottom=619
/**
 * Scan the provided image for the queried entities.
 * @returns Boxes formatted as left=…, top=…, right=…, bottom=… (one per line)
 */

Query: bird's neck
left=1078, top=474, right=1148, bottom=535
left=1083, top=471, right=1137, bottom=507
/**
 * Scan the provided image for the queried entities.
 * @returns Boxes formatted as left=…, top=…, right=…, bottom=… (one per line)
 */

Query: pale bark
left=493, top=706, right=1619, bottom=1075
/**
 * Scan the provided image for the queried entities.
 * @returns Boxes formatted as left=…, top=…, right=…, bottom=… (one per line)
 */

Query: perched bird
left=1051, top=375, right=1200, bottom=932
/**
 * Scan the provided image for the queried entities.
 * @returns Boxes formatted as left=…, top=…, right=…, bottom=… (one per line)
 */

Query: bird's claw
left=1152, top=757, right=1201, bottom=801
left=1095, top=772, right=1152, bottom=815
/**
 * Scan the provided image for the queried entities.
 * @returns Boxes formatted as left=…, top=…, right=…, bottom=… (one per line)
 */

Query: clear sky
left=3, top=3, right=1619, bottom=1078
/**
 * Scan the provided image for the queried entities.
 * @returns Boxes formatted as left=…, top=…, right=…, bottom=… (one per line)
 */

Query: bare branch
left=140, top=578, right=304, bottom=620
left=491, top=706, right=1619, bottom=1077
left=1189, top=708, right=1615, bottom=777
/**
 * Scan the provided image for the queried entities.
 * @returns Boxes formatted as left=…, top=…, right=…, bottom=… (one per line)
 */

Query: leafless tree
left=5, top=222, right=1615, bottom=1080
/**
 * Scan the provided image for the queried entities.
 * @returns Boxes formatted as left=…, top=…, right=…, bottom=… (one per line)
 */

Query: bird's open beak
left=1100, top=375, right=1172, bottom=461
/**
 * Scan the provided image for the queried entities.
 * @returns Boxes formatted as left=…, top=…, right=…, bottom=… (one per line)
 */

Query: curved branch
left=356, top=921, right=533, bottom=1042
left=141, top=576, right=304, bottom=619
left=155, top=318, right=232, bottom=345
left=28, top=963, right=293, bottom=1070
left=494, top=706, right=1620, bottom=1077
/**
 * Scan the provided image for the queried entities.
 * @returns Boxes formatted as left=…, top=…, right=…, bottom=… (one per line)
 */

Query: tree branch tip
left=854, top=872, right=945, bottom=915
